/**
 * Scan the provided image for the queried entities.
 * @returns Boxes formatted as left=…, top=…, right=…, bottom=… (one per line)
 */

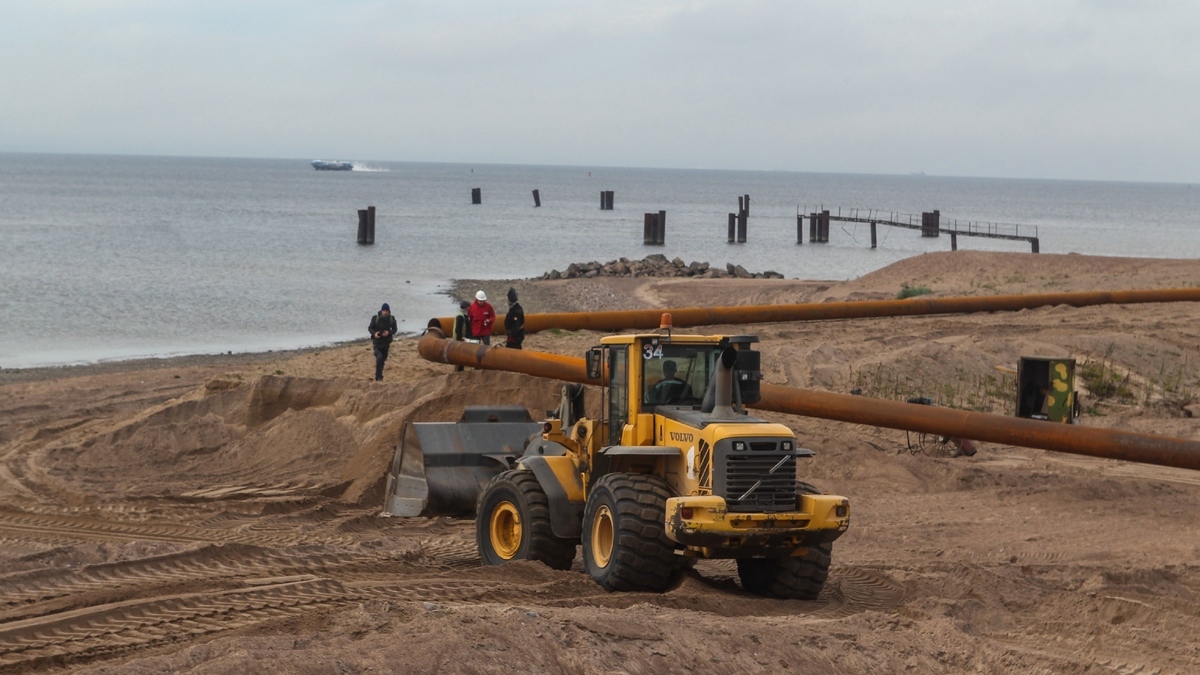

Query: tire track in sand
left=0, top=531, right=488, bottom=613
left=0, top=545, right=354, bottom=610
left=0, top=578, right=358, bottom=673
left=806, top=566, right=908, bottom=617
left=0, top=507, right=355, bottom=548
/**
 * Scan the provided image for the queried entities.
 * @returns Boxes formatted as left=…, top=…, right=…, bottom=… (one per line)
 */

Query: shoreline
left=5, top=255, right=759, bottom=377
left=0, top=338, right=369, bottom=385
left=7, top=250, right=1197, bottom=384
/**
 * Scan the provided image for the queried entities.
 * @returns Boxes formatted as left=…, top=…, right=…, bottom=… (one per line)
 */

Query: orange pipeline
left=417, top=329, right=1200, bottom=472
left=419, top=327, right=599, bottom=386
left=755, top=384, right=1200, bottom=471
left=436, top=287, right=1200, bottom=336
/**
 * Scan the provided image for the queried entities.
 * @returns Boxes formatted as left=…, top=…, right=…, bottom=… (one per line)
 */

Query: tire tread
left=584, top=473, right=679, bottom=592
left=476, top=469, right=576, bottom=570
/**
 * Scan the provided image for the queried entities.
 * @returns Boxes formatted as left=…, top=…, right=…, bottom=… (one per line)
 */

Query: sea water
left=1, top=153, right=1198, bottom=368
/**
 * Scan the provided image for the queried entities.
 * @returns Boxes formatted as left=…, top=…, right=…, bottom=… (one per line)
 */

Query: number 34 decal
left=642, top=344, right=663, bottom=360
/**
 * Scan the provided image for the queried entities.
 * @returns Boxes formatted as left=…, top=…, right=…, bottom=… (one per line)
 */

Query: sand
left=1, top=250, right=1199, bottom=674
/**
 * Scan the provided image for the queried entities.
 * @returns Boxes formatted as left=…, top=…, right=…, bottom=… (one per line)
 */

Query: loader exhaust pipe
left=700, top=344, right=741, bottom=420
left=416, top=329, right=1200, bottom=473
left=435, top=287, right=1200, bottom=336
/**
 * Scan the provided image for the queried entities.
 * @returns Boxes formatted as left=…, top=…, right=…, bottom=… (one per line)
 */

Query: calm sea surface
left=2, top=153, right=1198, bottom=368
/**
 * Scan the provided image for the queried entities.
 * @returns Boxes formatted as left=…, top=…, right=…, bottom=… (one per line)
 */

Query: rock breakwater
left=538, top=255, right=785, bottom=280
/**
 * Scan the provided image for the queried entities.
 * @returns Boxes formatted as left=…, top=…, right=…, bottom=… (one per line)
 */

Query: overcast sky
left=2, top=1, right=1197, bottom=182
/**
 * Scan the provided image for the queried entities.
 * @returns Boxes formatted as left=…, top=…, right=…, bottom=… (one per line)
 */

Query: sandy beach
left=2, top=250, right=1199, bottom=674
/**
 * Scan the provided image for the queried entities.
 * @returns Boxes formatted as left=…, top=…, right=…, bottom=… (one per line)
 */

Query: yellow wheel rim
left=489, top=501, right=522, bottom=560
left=591, top=504, right=614, bottom=568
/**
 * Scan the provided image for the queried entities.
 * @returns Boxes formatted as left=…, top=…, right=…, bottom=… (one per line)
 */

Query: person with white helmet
left=467, top=290, right=496, bottom=345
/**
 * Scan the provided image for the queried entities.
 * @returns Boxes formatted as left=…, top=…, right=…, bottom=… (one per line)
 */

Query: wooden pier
left=806, top=208, right=1040, bottom=253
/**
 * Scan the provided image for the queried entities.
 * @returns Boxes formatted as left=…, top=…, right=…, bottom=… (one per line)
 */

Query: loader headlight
left=782, top=440, right=793, bottom=451
left=835, top=504, right=848, bottom=518
left=733, top=441, right=747, bottom=451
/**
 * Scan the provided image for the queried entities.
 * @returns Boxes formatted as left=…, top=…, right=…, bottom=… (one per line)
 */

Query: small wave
left=351, top=163, right=389, bottom=172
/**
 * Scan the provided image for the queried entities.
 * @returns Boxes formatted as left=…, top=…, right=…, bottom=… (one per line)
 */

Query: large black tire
left=581, top=473, right=680, bottom=592
left=736, top=542, right=833, bottom=600
left=476, top=469, right=576, bottom=570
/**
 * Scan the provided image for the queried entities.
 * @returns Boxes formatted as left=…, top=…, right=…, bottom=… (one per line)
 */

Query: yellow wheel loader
left=384, top=321, right=850, bottom=599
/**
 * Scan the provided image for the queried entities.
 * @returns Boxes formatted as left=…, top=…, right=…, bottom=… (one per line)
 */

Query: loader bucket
left=384, top=406, right=542, bottom=518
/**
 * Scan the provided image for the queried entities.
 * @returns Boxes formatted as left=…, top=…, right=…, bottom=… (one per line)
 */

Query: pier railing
left=800, top=206, right=1040, bottom=252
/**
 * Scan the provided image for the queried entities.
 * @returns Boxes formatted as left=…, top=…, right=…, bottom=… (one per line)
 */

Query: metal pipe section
left=436, top=288, right=1200, bottom=336
left=418, top=327, right=598, bottom=385
left=755, top=384, right=1200, bottom=472
left=417, top=329, right=1200, bottom=472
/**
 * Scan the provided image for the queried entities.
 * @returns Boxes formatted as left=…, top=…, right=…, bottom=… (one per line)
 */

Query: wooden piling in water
left=870, top=221, right=877, bottom=249
left=951, top=231, right=957, bottom=251
left=600, top=190, right=614, bottom=210
left=728, top=214, right=737, bottom=243
left=820, top=210, right=830, bottom=243
left=797, top=212, right=804, bottom=245
left=809, top=213, right=818, bottom=242
left=471, top=188, right=482, bottom=205
left=735, top=195, right=748, bottom=243
left=921, top=210, right=940, bottom=237
left=532, top=189, right=541, bottom=207
left=657, top=210, right=666, bottom=245
left=357, top=209, right=368, bottom=244
left=644, top=213, right=657, bottom=245
left=367, top=206, right=376, bottom=244
left=1031, top=238, right=1040, bottom=253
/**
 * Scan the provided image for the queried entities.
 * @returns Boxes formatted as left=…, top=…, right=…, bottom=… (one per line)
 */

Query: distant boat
left=311, top=160, right=354, bottom=171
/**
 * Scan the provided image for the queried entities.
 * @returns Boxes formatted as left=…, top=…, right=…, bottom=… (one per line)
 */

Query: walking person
left=468, top=290, right=496, bottom=346
left=504, top=287, right=525, bottom=349
left=452, top=300, right=472, bottom=372
left=369, top=303, right=398, bottom=381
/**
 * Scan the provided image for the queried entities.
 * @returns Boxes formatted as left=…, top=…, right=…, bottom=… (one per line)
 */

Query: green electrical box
left=1016, top=356, right=1077, bottom=423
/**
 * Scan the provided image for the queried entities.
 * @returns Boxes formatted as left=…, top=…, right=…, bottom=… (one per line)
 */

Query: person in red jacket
left=468, top=290, right=496, bottom=345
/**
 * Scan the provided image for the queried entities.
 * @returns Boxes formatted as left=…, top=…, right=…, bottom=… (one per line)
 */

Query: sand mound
left=33, top=371, right=566, bottom=506
left=820, top=250, right=1200, bottom=300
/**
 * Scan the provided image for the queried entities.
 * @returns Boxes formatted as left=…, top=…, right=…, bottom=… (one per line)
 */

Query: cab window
left=642, top=344, right=716, bottom=408
left=607, top=346, right=628, bottom=446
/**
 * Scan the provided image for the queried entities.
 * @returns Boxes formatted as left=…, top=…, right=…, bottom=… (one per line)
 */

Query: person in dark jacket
left=467, top=290, right=496, bottom=345
left=504, top=287, right=525, bottom=349
left=368, top=303, right=398, bottom=381
left=452, top=300, right=471, bottom=371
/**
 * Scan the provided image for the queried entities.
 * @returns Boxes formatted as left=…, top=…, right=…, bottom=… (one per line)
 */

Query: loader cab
left=640, top=344, right=714, bottom=409
left=586, top=331, right=762, bottom=447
